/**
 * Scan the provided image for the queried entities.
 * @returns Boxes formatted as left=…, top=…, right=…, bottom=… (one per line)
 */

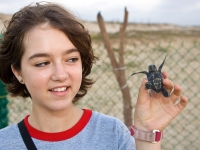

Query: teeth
left=52, top=87, right=67, bottom=92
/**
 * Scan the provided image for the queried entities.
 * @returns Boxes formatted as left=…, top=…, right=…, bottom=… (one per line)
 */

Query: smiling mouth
left=50, top=87, right=68, bottom=92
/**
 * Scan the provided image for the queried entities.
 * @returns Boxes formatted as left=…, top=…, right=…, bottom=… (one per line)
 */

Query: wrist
left=130, top=126, right=163, bottom=143
left=135, top=139, right=161, bottom=150
left=134, top=121, right=164, bottom=131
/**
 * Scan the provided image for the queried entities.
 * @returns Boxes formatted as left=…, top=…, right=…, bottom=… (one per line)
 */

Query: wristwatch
left=130, top=126, right=163, bottom=143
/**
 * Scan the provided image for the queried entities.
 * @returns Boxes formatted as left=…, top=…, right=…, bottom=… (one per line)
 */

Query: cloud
left=0, top=0, right=199, bottom=26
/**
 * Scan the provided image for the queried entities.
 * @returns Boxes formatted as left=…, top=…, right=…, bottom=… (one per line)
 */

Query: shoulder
left=91, top=111, right=132, bottom=137
left=91, top=111, right=127, bottom=128
left=88, top=111, right=136, bottom=149
left=0, top=124, right=25, bottom=149
left=0, top=124, right=19, bottom=138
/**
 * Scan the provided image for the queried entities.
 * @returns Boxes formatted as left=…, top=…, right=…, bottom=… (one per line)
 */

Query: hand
left=134, top=72, right=188, bottom=131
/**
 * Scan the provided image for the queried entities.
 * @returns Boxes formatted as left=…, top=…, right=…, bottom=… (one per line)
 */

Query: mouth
left=50, top=86, right=69, bottom=92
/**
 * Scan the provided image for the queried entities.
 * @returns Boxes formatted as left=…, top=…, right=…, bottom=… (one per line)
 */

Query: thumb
left=137, top=78, right=149, bottom=105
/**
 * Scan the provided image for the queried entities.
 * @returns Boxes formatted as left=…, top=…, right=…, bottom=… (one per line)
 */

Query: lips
left=50, top=86, right=69, bottom=92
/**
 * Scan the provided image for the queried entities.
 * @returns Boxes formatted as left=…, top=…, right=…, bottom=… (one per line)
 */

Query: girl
left=0, top=2, right=188, bottom=150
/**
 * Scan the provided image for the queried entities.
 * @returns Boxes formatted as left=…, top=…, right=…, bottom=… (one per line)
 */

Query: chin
left=48, top=101, right=73, bottom=112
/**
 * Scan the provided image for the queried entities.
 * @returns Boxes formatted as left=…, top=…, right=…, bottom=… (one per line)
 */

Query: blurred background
left=0, top=0, right=200, bottom=26
left=0, top=0, right=200, bottom=149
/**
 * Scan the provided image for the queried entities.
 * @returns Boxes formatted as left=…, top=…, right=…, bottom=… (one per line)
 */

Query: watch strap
left=130, top=126, right=163, bottom=143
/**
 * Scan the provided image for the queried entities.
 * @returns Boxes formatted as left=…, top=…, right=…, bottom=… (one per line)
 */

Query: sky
left=0, top=0, right=200, bottom=26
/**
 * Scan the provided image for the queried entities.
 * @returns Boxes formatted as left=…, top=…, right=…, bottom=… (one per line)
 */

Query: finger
left=162, top=78, right=174, bottom=94
left=137, top=78, right=149, bottom=104
left=175, top=95, right=188, bottom=112
left=149, top=89, right=162, bottom=98
left=162, top=71, right=168, bottom=79
left=170, top=84, right=182, bottom=103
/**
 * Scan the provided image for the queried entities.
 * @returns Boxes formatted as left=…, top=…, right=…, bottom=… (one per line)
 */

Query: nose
left=51, top=63, right=68, bottom=82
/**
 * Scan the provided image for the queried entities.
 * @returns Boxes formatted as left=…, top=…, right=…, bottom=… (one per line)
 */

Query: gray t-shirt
left=0, top=110, right=135, bottom=150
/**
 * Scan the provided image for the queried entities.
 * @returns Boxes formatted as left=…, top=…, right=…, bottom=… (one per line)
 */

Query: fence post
left=0, top=81, right=9, bottom=129
left=97, top=8, right=133, bottom=127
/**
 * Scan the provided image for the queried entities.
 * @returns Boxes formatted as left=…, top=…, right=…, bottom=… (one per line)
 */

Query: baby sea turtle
left=131, top=55, right=169, bottom=97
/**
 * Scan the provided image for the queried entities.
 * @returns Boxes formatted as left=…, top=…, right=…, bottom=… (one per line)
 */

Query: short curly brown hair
left=0, top=2, right=97, bottom=103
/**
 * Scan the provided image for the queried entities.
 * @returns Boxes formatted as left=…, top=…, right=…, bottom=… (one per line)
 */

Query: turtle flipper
left=161, top=88, right=169, bottom=97
left=131, top=71, right=148, bottom=76
left=158, top=55, right=167, bottom=72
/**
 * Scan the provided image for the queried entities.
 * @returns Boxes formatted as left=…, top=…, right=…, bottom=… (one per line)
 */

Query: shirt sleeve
left=115, top=119, right=136, bottom=150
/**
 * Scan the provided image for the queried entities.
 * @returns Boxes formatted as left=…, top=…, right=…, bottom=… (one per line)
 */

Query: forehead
left=22, top=23, right=76, bottom=55
left=23, top=23, right=55, bottom=46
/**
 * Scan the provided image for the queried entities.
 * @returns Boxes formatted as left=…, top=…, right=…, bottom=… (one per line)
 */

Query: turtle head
left=148, top=65, right=157, bottom=72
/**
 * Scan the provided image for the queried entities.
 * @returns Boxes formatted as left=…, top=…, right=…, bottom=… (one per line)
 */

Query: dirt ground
left=1, top=13, right=200, bottom=36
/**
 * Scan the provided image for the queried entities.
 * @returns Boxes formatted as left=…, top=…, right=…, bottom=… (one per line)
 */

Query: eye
left=35, top=62, right=50, bottom=67
left=67, top=58, right=78, bottom=63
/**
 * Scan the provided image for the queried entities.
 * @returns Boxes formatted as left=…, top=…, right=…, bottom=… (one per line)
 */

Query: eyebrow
left=28, top=48, right=79, bottom=60
left=65, top=48, right=79, bottom=54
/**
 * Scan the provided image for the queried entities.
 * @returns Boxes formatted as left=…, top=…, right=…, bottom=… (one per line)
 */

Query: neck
left=28, top=105, right=83, bottom=133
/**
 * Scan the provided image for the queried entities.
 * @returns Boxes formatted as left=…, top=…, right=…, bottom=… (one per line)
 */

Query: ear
left=11, top=65, right=24, bottom=84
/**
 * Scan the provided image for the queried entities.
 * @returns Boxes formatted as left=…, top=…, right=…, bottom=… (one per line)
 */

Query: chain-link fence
left=80, top=39, right=200, bottom=150
left=1, top=34, right=200, bottom=149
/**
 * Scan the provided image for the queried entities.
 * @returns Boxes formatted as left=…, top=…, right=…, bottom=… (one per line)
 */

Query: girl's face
left=13, top=24, right=82, bottom=112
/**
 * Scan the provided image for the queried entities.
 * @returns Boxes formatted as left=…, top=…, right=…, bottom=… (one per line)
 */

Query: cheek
left=24, top=77, right=43, bottom=92
left=23, top=70, right=51, bottom=89
left=76, top=68, right=83, bottom=82
left=71, top=66, right=82, bottom=85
